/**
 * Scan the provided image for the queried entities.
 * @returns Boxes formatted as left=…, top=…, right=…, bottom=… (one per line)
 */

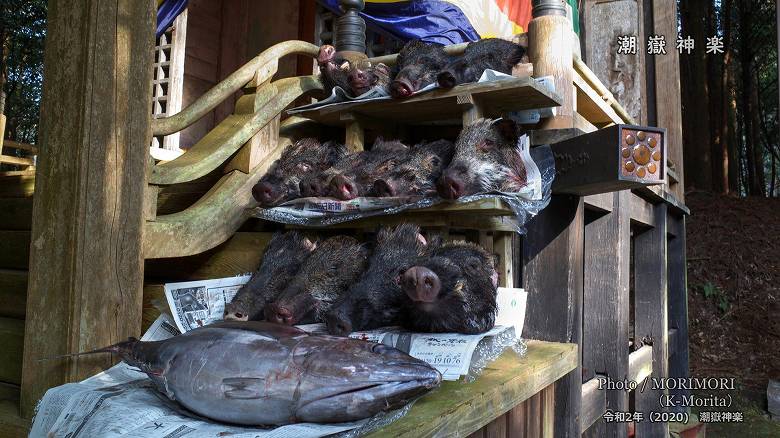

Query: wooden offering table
left=368, top=340, right=577, bottom=438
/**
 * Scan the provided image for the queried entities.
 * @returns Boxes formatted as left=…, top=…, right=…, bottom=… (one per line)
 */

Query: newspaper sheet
left=164, top=274, right=252, bottom=333
left=30, top=314, right=370, bottom=438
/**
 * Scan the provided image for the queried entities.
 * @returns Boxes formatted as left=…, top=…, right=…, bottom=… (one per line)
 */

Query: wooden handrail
left=2, top=139, right=38, bottom=154
left=149, top=75, right=322, bottom=185
left=152, top=40, right=320, bottom=136
left=144, top=134, right=294, bottom=259
left=573, top=57, right=636, bottom=125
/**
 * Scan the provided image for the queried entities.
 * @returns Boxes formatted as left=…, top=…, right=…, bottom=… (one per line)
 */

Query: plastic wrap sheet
left=465, top=327, right=528, bottom=383
left=251, top=145, right=554, bottom=234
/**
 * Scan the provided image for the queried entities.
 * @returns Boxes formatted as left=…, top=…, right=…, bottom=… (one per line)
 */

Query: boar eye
left=477, top=140, right=494, bottom=152
left=296, top=162, right=311, bottom=171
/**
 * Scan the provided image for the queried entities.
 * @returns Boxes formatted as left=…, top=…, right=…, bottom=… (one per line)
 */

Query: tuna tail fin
left=37, top=337, right=139, bottom=362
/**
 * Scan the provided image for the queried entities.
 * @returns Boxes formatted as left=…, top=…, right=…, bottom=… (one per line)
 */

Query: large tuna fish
left=85, top=321, right=441, bottom=425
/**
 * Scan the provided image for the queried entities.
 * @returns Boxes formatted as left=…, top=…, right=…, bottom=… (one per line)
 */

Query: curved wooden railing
left=152, top=40, right=320, bottom=136
left=150, top=75, right=322, bottom=185
left=143, top=41, right=324, bottom=258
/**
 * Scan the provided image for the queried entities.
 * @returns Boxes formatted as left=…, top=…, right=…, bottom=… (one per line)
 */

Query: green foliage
left=1, top=0, right=47, bottom=144
left=699, top=281, right=730, bottom=313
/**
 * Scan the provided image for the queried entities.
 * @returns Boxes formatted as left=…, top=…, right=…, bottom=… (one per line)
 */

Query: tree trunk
left=680, top=0, right=713, bottom=191
left=727, top=61, right=740, bottom=192
left=708, top=0, right=725, bottom=193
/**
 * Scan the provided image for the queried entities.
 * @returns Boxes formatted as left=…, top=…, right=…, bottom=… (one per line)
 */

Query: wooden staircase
left=0, top=171, right=34, bottom=435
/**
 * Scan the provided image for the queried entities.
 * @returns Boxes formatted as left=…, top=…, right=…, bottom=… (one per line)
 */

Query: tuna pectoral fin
left=221, top=377, right=266, bottom=399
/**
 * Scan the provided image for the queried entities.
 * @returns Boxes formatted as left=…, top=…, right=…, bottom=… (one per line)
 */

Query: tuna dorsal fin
left=221, top=377, right=266, bottom=399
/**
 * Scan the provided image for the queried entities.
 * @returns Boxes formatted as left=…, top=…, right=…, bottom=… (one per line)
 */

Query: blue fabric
left=156, top=0, right=188, bottom=38
left=321, top=0, right=480, bottom=45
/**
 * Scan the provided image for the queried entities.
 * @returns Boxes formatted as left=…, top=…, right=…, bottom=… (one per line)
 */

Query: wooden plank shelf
left=298, top=77, right=562, bottom=126
left=367, top=340, right=577, bottom=437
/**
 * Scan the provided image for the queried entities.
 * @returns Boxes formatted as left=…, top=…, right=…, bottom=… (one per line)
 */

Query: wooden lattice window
left=151, top=9, right=187, bottom=154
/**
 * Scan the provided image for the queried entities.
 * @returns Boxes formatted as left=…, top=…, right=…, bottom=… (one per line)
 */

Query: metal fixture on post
left=335, top=0, right=367, bottom=61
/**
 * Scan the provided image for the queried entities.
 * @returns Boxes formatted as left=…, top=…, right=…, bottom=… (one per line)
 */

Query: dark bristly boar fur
left=252, top=139, right=348, bottom=206
left=400, top=241, right=499, bottom=334
left=437, top=118, right=529, bottom=200
left=326, top=224, right=430, bottom=336
left=437, top=38, right=526, bottom=88
left=390, top=40, right=451, bottom=98
left=224, top=232, right=317, bottom=321
left=327, top=139, right=410, bottom=200
left=348, top=60, right=393, bottom=96
left=265, top=236, right=369, bottom=325
left=317, top=45, right=352, bottom=95
left=370, top=139, right=454, bottom=198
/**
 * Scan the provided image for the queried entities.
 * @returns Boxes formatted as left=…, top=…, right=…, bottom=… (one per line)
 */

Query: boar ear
left=302, top=237, right=317, bottom=252
left=416, top=233, right=428, bottom=246
left=494, top=119, right=519, bottom=144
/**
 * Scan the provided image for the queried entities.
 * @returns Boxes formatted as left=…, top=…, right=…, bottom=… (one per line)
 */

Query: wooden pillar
left=528, top=0, right=574, bottom=129
left=667, top=213, right=690, bottom=412
left=583, top=191, right=630, bottom=438
left=633, top=203, right=669, bottom=437
left=523, top=195, right=584, bottom=437
left=0, top=92, right=6, bottom=151
left=335, top=0, right=367, bottom=62
left=651, top=0, right=685, bottom=200
left=20, top=0, right=155, bottom=418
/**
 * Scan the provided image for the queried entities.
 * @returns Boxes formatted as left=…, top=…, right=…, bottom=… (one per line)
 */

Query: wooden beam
left=581, top=377, right=606, bottom=433
left=667, top=215, right=691, bottom=412
left=1, top=140, right=38, bottom=155
left=364, top=341, right=577, bottom=437
left=551, top=124, right=667, bottom=196
left=628, top=345, right=653, bottom=384
left=629, top=192, right=655, bottom=228
left=0, top=175, right=34, bottom=198
left=0, top=156, right=34, bottom=167
left=20, top=0, right=155, bottom=418
left=652, top=0, right=685, bottom=200
left=523, top=195, right=584, bottom=437
left=633, top=203, right=669, bottom=437
left=583, top=191, right=630, bottom=438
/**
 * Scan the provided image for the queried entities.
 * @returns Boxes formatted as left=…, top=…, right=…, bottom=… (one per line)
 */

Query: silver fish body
left=113, top=321, right=441, bottom=425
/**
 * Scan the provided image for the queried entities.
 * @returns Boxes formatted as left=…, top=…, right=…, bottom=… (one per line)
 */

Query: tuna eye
left=372, top=344, right=390, bottom=354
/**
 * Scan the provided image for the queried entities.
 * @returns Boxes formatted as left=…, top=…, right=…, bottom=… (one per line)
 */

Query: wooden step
left=0, top=232, right=30, bottom=270
left=0, top=198, right=33, bottom=231
left=0, top=270, right=27, bottom=319
left=0, top=175, right=34, bottom=198
left=0, top=318, right=24, bottom=385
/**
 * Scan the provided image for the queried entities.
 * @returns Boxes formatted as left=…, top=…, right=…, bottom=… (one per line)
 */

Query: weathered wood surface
left=150, top=75, right=321, bottom=185
left=0, top=198, right=33, bottom=231
left=144, top=141, right=285, bottom=259
left=573, top=74, right=623, bottom=128
left=523, top=196, right=584, bottom=438
left=153, top=40, right=319, bottom=136
left=0, top=155, right=34, bottom=167
left=580, top=377, right=606, bottom=432
left=550, top=124, right=666, bottom=196
left=581, top=1, right=643, bottom=124
left=1, top=140, right=38, bottom=155
left=633, top=203, right=669, bottom=437
left=583, top=191, right=630, bottom=438
left=529, top=13, right=574, bottom=130
left=291, top=211, right=521, bottom=233
left=20, top=0, right=155, bottom=418
left=0, top=318, right=24, bottom=385
left=652, top=0, right=685, bottom=201
left=667, top=214, right=690, bottom=411
left=0, top=270, right=27, bottom=319
left=366, top=340, right=577, bottom=438
left=300, top=77, right=561, bottom=126
left=628, top=345, right=653, bottom=384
